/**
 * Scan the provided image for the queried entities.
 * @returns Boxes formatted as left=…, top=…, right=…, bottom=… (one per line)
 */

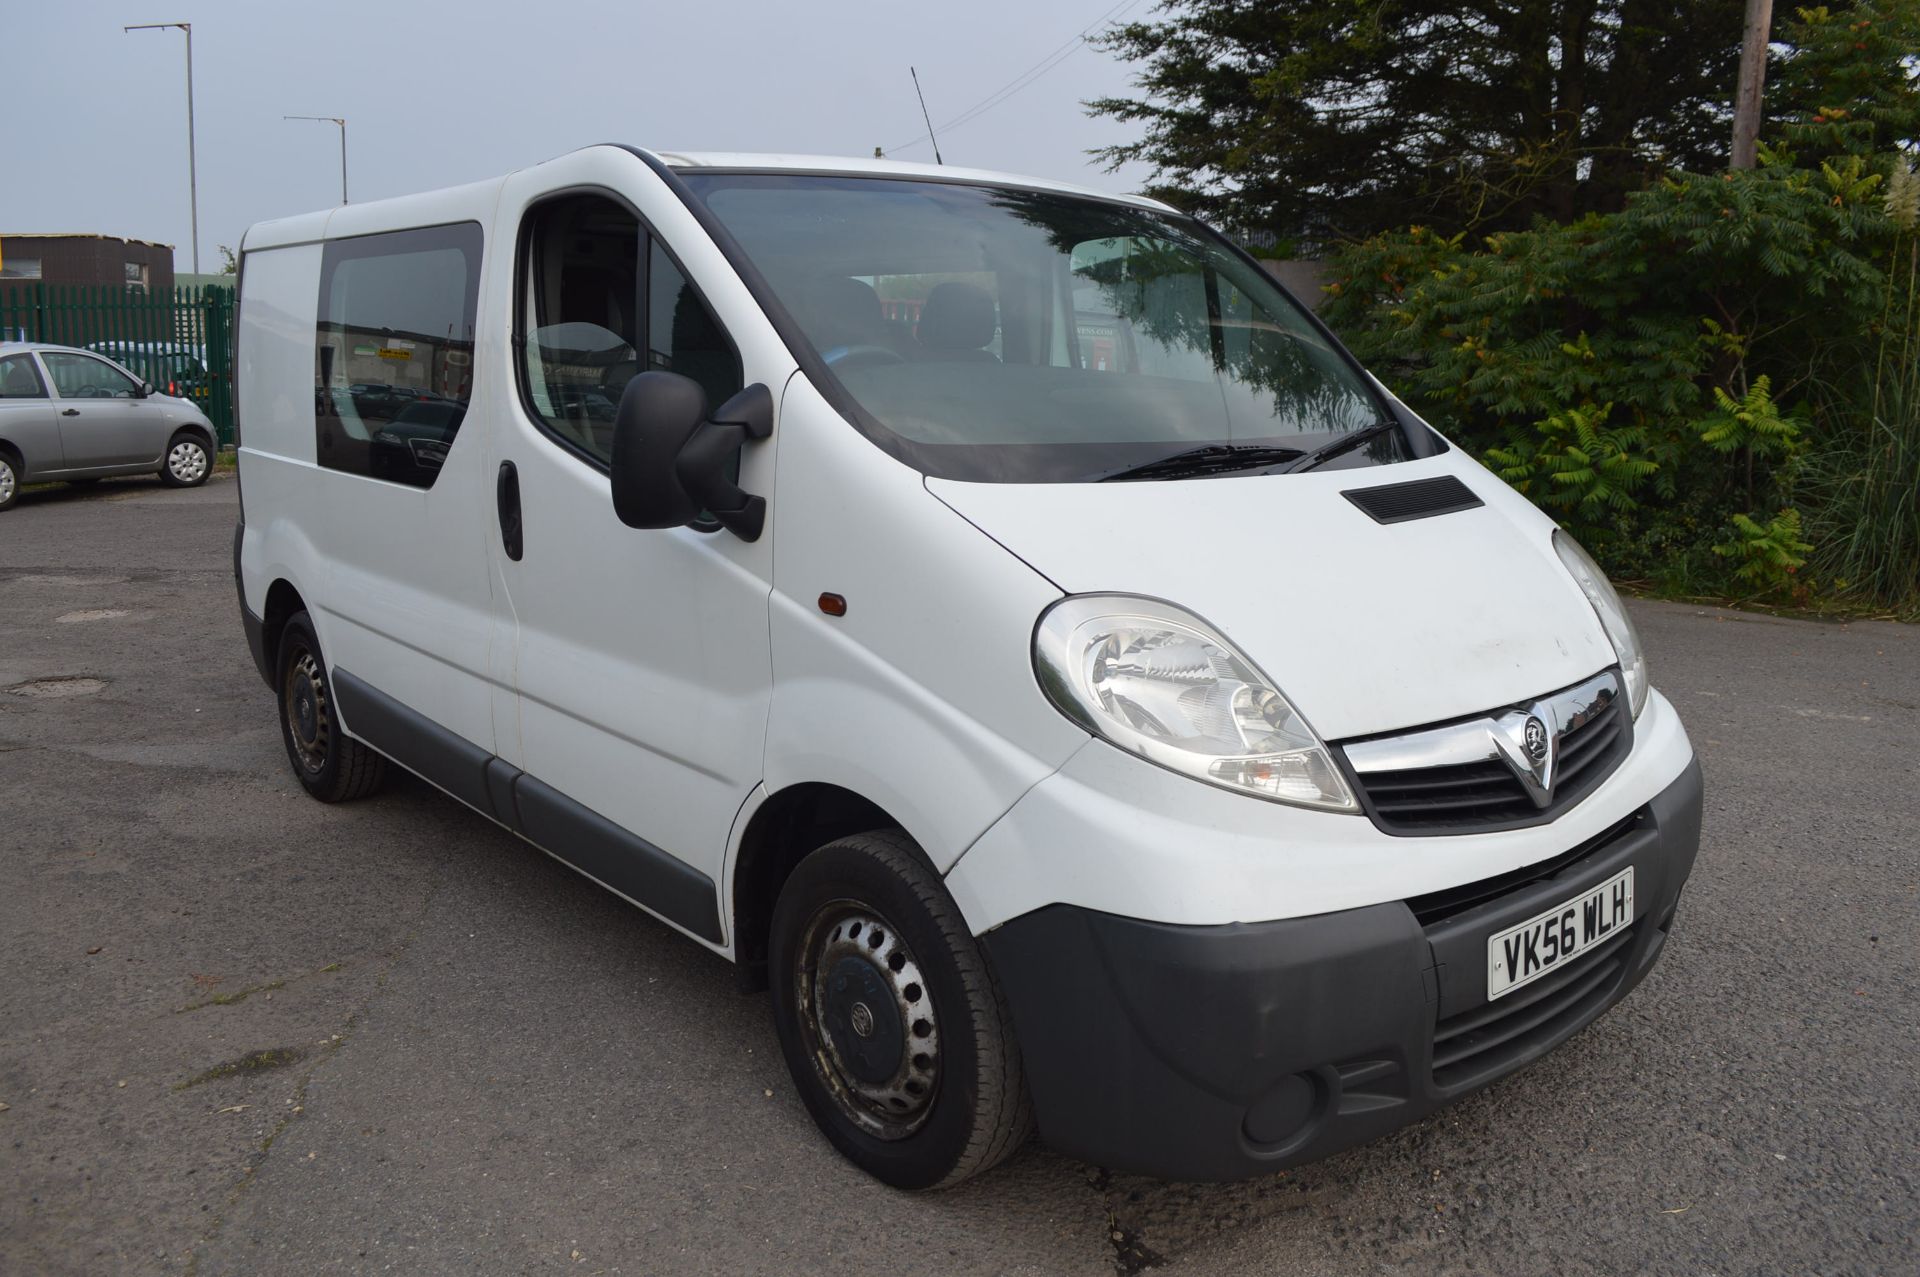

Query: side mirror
left=137, top=381, right=155, bottom=399
left=609, top=371, right=773, bottom=540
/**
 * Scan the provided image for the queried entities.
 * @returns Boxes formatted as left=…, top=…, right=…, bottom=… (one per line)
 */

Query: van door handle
left=61, top=408, right=79, bottom=417
left=496, top=460, right=523, bottom=562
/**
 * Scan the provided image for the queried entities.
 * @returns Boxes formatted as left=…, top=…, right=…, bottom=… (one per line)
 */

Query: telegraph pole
left=1730, top=0, right=1774, bottom=169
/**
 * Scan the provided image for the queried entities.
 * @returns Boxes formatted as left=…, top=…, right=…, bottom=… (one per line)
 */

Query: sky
left=8, top=1, right=1156, bottom=274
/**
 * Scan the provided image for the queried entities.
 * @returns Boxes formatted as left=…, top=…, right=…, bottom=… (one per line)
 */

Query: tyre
left=159, top=431, right=211, bottom=488
left=0, top=451, right=17, bottom=512
left=769, top=829, right=1032, bottom=1189
left=277, top=611, right=388, bottom=803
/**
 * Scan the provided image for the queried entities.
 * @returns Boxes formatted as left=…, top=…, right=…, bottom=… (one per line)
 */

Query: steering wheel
left=823, top=344, right=908, bottom=369
left=75, top=384, right=101, bottom=399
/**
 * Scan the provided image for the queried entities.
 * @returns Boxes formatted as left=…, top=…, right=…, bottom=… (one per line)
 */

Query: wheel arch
left=260, top=577, right=308, bottom=674
left=169, top=419, right=217, bottom=454
left=730, top=781, right=906, bottom=992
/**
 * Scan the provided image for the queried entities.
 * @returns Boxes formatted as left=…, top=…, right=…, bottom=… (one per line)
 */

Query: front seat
left=915, top=282, right=999, bottom=362
left=802, top=276, right=893, bottom=356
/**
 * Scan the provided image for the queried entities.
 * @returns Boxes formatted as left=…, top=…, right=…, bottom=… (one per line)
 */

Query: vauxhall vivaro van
left=232, top=146, right=1702, bottom=1188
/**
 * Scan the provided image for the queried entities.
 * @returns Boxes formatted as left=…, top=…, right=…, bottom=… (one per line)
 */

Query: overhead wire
left=883, top=0, right=1143, bottom=158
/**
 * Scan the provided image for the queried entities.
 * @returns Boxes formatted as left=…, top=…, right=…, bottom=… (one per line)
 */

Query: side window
left=646, top=241, right=742, bottom=410
left=0, top=354, right=47, bottom=398
left=518, top=195, right=642, bottom=464
left=516, top=195, right=741, bottom=466
left=315, top=222, right=482, bottom=489
left=41, top=352, right=139, bottom=399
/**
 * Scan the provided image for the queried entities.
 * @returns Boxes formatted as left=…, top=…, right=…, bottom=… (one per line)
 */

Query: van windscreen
left=679, top=173, right=1406, bottom=484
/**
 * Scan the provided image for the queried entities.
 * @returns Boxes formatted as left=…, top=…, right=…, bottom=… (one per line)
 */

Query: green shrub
left=1321, top=153, right=1899, bottom=599
left=1804, top=164, right=1920, bottom=610
left=1714, top=509, right=1817, bottom=597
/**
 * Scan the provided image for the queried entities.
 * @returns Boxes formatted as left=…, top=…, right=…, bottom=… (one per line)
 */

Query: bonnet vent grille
left=1343, top=475, right=1484, bottom=525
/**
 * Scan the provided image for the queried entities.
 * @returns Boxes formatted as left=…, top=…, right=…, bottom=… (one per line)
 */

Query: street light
left=124, top=22, right=199, bottom=275
left=284, top=115, right=349, bottom=205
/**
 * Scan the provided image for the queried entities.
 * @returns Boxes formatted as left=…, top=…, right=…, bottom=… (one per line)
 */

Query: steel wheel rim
left=0, top=459, right=13, bottom=503
left=168, top=441, right=208, bottom=482
left=283, top=647, right=331, bottom=774
left=795, top=900, right=941, bottom=1140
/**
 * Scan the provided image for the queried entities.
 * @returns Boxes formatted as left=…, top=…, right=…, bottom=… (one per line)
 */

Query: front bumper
left=981, top=757, right=1703, bottom=1181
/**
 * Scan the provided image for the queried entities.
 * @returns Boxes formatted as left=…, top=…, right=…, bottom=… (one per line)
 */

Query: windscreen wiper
left=1277, top=420, right=1404, bottom=475
left=1096, top=443, right=1307, bottom=483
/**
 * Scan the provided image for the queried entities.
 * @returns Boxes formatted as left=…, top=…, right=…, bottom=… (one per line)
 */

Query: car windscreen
left=679, top=173, right=1404, bottom=483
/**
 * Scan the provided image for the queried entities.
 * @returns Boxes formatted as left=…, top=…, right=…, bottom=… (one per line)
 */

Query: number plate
left=1486, top=867, right=1634, bottom=1000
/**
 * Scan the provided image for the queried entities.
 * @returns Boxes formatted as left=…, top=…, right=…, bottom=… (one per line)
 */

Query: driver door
left=484, top=149, right=789, bottom=943
left=41, top=350, right=156, bottom=468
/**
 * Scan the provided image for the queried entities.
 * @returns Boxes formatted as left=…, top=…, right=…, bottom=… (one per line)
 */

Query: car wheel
left=159, top=432, right=211, bottom=488
left=277, top=611, right=388, bottom=803
left=769, top=829, right=1032, bottom=1189
left=0, top=452, right=17, bottom=511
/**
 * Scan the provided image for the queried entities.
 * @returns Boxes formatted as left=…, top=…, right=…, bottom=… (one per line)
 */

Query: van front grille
left=1338, top=670, right=1631, bottom=835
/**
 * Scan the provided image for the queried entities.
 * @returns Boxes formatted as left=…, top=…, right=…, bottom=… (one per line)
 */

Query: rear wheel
left=769, top=830, right=1032, bottom=1189
left=159, top=432, right=211, bottom=488
left=277, top=611, right=387, bottom=802
left=0, top=451, right=17, bottom=511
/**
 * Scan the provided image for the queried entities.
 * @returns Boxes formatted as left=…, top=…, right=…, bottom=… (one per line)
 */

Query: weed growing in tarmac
left=174, top=1048, right=307, bottom=1091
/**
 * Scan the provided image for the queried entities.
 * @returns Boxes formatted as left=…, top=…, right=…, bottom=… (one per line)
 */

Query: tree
left=1089, top=0, right=1750, bottom=239
left=1769, top=0, right=1920, bottom=162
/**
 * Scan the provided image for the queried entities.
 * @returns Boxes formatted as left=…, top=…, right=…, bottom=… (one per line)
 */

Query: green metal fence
left=0, top=283, right=234, bottom=444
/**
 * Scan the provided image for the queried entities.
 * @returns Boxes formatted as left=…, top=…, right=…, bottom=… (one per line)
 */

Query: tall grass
left=1806, top=163, right=1920, bottom=613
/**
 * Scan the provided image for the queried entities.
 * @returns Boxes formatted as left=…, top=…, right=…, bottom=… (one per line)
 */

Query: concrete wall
left=1260, top=258, right=1334, bottom=310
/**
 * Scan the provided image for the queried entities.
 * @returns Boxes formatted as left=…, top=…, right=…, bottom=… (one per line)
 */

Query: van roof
left=656, top=151, right=1175, bottom=212
left=240, top=146, right=1176, bottom=253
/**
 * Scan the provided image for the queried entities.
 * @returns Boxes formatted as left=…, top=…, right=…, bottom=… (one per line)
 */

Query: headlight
left=1033, top=595, right=1357, bottom=812
left=1553, top=530, right=1649, bottom=718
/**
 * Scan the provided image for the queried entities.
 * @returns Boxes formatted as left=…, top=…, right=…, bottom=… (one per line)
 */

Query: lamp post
left=284, top=115, right=349, bottom=205
left=124, top=22, right=199, bottom=274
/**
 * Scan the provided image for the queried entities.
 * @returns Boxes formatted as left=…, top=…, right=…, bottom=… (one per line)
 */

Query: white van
left=232, top=146, right=1702, bottom=1188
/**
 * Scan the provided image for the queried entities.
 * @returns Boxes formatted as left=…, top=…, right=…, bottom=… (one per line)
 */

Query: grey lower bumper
left=981, top=758, right=1705, bottom=1181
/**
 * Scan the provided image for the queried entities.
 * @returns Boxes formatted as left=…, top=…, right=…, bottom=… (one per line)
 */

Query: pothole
left=56, top=610, right=130, bottom=624
left=8, top=677, right=108, bottom=698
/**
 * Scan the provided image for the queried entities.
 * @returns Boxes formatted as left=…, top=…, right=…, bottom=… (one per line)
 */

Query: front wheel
left=0, top=452, right=17, bottom=511
left=159, top=432, right=211, bottom=488
left=769, top=830, right=1032, bottom=1189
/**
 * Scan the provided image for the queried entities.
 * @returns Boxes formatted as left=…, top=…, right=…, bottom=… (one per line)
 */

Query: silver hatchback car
left=0, top=341, right=219, bottom=512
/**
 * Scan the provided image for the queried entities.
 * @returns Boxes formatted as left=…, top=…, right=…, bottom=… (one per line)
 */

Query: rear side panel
left=236, top=185, right=506, bottom=767
left=236, top=244, right=324, bottom=472
left=235, top=242, right=326, bottom=623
